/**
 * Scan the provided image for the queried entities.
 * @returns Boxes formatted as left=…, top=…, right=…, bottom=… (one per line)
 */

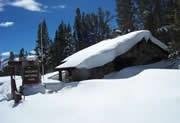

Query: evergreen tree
left=35, top=20, right=50, bottom=73
left=19, top=48, right=25, bottom=61
left=74, top=8, right=83, bottom=50
left=51, top=31, right=59, bottom=66
left=135, top=0, right=163, bottom=33
left=96, top=8, right=112, bottom=42
left=73, top=8, right=112, bottom=51
left=9, top=51, right=15, bottom=61
left=174, top=0, right=180, bottom=26
left=51, top=21, right=74, bottom=67
left=165, top=0, right=180, bottom=56
left=134, top=0, right=180, bottom=56
left=35, top=20, right=50, bottom=56
left=116, top=0, right=135, bottom=33
left=45, top=39, right=54, bottom=72
left=63, top=24, right=75, bottom=57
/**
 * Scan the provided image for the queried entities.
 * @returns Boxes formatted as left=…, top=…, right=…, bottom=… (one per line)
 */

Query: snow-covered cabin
left=56, top=30, right=169, bottom=82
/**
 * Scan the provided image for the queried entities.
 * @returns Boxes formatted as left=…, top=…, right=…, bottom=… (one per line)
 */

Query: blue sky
left=0, top=0, right=117, bottom=54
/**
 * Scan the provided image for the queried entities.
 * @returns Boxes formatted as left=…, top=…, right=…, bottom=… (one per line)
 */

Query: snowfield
left=0, top=76, right=22, bottom=101
left=0, top=60, right=180, bottom=123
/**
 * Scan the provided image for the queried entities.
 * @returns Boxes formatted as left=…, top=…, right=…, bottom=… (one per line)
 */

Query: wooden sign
left=22, top=61, right=41, bottom=85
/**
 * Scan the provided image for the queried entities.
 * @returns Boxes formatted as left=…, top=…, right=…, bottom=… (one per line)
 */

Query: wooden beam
left=58, top=71, right=62, bottom=81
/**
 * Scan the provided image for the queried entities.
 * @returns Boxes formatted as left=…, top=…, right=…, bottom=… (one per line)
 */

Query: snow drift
left=0, top=68, right=180, bottom=123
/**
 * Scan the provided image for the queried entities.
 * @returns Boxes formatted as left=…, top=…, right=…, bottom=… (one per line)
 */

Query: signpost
left=22, top=61, right=41, bottom=85
left=8, top=61, right=22, bottom=103
left=8, top=56, right=41, bottom=104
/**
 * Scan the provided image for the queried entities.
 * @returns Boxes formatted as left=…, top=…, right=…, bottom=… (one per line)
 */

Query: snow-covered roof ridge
left=56, top=30, right=169, bottom=69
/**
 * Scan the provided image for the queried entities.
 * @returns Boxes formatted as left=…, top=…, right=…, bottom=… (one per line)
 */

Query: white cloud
left=53, top=4, right=66, bottom=9
left=9, top=0, right=45, bottom=12
left=0, top=7, right=4, bottom=12
left=1, top=52, right=10, bottom=57
left=0, top=0, right=47, bottom=12
left=0, top=21, right=14, bottom=27
left=0, top=2, right=5, bottom=12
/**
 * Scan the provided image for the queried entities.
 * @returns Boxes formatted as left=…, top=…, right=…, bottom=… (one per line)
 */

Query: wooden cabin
left=56, top=30, right=169, bottom=82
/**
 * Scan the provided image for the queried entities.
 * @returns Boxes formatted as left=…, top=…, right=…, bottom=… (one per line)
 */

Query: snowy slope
left=0, top=68, right=180, bottom=123
left=0, top=52, right=10, bottom=70
left=57, top=30, right=169, bottom=69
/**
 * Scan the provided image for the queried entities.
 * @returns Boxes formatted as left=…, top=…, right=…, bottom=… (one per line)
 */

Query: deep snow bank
left=104, top=58, right=180, bottom=79
left=0, top=69, right=180, bottom=123
left=0, top=76, right=22, bottom=101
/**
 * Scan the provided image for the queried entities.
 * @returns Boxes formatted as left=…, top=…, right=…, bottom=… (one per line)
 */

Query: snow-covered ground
left=104, top=58, right=180, bottom=79
left=0, top=59, right=180, bottom=123
left=0, top=76, right=22, bottom=101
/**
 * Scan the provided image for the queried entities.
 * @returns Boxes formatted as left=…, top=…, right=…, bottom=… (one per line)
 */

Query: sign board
left=22, top=61, right=41, bottom=85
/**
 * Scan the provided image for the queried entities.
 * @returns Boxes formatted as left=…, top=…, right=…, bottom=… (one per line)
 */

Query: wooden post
left=8, top=61, right=22, bottom=103
left=59, top=71, right=62, bottom=81
left=10, top=66, right=16, bottom=99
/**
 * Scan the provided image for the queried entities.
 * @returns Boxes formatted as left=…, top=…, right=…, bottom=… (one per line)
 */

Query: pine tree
left=63, top=24, right=75, bottom=57
left=35, top=20, right=50, bottom=73
left=135, top=0, right=180, bottom=57
left=74, top=8, right=83, bottom=51
left=97, top=8, right=112, bottom=41
left=135, top=0, right=170, bottom=33
left=19, top=48, right=25, bottom=61
left=167, top=0, right=180, bottom=56
left=9, top=51, right=15, bottom=61
left=35, top=20, right=50, bottom=56
left=51, top=21, right=74, bottom=67
left=51, top=31, right=59, bottom=66
left=45, top=40, right=54, bottom=72
left=73, top=8, right=112, bottom=50
left=116, top=0, right=135, bottom=33
left=174, top=0, right=180, bottom=26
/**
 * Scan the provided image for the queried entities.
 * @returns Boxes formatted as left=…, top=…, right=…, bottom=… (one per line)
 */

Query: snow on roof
left=56, top=30, right=169, bottom=69
left=29, top=50, right=36, bottom=55
left=26, top=55, right=38, bottom=61
left=14, top=57, right=19, bottom=61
